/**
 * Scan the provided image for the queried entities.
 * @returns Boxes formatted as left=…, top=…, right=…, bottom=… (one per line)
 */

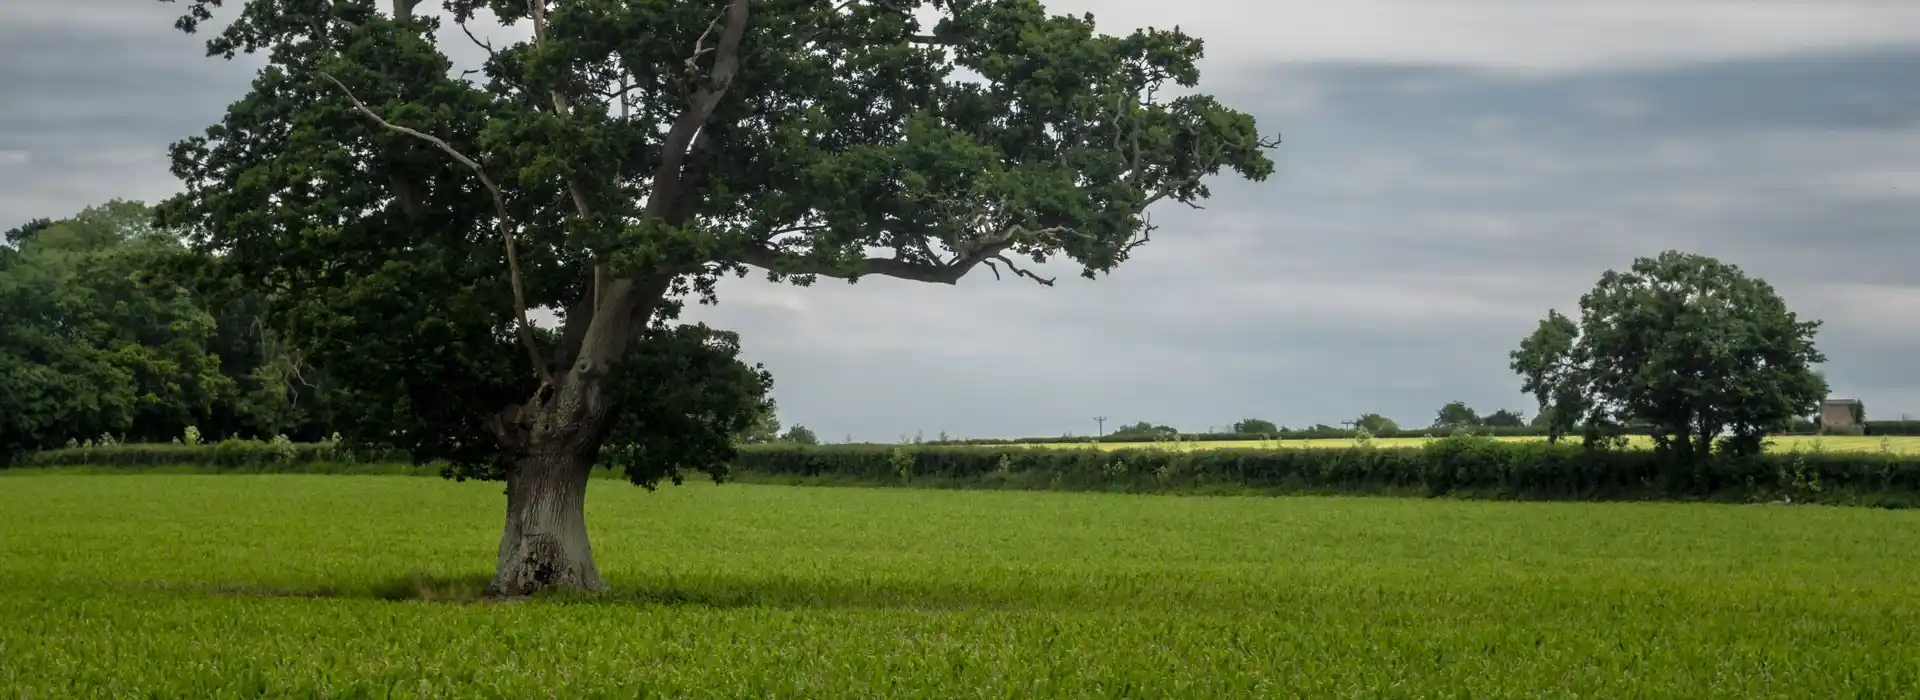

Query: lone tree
left=155, top=0, right=1277, bottom=595
left=1231, top=418, right=1278, bottom=435
left=1431, top=401, right=1481, bottom=429
left=1353, top=413, right=1397, bottom=434
left=1510, top=251, right=1827, bottom=460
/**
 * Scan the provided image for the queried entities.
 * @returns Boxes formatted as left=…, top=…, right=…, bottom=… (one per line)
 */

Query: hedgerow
left=16, top=436, right=1919, bottom=507
left=729, top=437, right=1920, bottom=506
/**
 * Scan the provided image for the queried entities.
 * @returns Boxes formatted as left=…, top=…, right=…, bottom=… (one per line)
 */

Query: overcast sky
left=5, top=1, right=1920, bottom=440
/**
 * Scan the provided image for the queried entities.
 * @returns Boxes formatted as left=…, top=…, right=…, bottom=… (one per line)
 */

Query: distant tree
left=1232, top=418, right=1279, bottom=434
left=780, top=425, right=820, bottom=446
left=1481, top=409, right=1526, bottom=428
left=1109, top=421, right=1180, bottom=440
left=1511, top=310, right=1585, bottom=444
left=1512, top=251, right=1828, bottom=460
left=1432, top=401, right=1482, bottom=429
left=735, top=399, right=783, bottom=445
left=1354, top=413, right=1398, bottom=434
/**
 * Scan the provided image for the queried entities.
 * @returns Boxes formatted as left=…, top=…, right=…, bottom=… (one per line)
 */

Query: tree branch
left=738, top=224, right=1066, bottom=286
left=983, top=254, right=1055, bottom=286
left=320, top=73, right=554, bottom=387
left=645, top=0, right=749, bottom=219
left=456, top=18, right=499, bottom=65
left=390, top=0, right=424, bottom=20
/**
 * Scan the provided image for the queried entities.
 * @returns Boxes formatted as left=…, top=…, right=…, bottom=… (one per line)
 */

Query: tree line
left=0, top=200, right=826, bottom=462
left=1, top=201, right=340, bottom=461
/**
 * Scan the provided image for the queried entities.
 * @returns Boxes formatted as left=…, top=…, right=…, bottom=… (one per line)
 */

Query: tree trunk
left=486, top=444, right=607, bottom=596
left=480, top=273, right=670, bottom=597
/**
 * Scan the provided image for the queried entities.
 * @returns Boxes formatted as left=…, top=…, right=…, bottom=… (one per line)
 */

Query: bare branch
left=684, top=9, right=729, bottom=78
left=457, top=19, right=498, bottom=64
left=320, top=72, right=554, bottom=387
left=738, top=223, right=1069, bottom=286
left=983, top=254, right=1056, bottom=286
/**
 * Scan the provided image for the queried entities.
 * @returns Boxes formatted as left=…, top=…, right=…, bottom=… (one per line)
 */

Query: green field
left=1022, top=434, right=1920, bottom=454
left=6, top=474, right=1920, bottom=697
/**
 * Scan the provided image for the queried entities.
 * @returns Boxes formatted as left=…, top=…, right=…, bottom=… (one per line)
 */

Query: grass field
left=1018, top=434, right=1920, bottom=454
left=6, top=474, right=1920, bottom=697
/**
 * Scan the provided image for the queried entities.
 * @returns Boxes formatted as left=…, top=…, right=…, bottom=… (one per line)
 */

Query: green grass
left=1020, top=433, right=1920, bottom=454
left=5, top=474, right=1920, bottom=698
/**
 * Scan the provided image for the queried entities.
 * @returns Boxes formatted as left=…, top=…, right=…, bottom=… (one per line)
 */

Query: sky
left=4, top=1, right=1920, bottom=440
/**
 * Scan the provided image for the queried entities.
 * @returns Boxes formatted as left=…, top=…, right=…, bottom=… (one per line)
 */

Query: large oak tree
left=155, top=0, right=1277, bottom=595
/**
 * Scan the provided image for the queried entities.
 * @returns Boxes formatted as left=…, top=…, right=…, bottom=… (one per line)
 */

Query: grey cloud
left=0, top=3, right=257, bottom=225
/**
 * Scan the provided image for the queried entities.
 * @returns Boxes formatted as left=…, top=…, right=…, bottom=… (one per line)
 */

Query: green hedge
left=730, top=440, right=1920, bottom=506
left=16, top=440, right=408, bottom=468
left=1866, top=421, right=1920, bottom=436
left=17, top=437, right=1920, bottom=508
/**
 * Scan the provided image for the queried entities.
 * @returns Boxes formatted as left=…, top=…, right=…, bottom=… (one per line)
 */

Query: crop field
left=6, top=474, right=1920, bottom=697
left=1020, top=434, right=1920, bottom=454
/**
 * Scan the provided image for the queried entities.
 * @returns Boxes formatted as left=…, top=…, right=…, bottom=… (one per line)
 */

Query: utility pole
left=1093, top=416, right=1107, bottom=437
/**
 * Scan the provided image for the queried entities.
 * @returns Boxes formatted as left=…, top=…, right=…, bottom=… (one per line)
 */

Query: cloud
left=5, top=2, right=1920, bottom=438
left=1055, top=1, right=1920, bottom=77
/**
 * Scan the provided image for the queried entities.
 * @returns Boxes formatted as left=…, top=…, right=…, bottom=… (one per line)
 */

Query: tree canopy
left=1480, top=408, right=1525, bottom=428
left=1510, top=251, right=1828, bottom=460
left=156, top=0, right=1275, bottom=471
left=153, top=0, right=1277, bottom=594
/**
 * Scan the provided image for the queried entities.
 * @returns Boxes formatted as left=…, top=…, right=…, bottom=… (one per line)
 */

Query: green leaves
left=0, top=202, right=233, bottom=460
left=596, top=324, right=773, bottom=489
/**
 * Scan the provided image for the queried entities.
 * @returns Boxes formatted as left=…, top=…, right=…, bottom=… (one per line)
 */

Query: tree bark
left=486, top=444, right=607, bottom=596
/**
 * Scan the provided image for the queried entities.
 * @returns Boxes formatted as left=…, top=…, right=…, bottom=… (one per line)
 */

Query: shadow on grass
left=136, top=569, right=1108, bottom=611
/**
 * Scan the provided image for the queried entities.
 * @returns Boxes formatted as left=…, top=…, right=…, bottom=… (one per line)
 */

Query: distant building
left=1818, top=398, right=1865, bottom=435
